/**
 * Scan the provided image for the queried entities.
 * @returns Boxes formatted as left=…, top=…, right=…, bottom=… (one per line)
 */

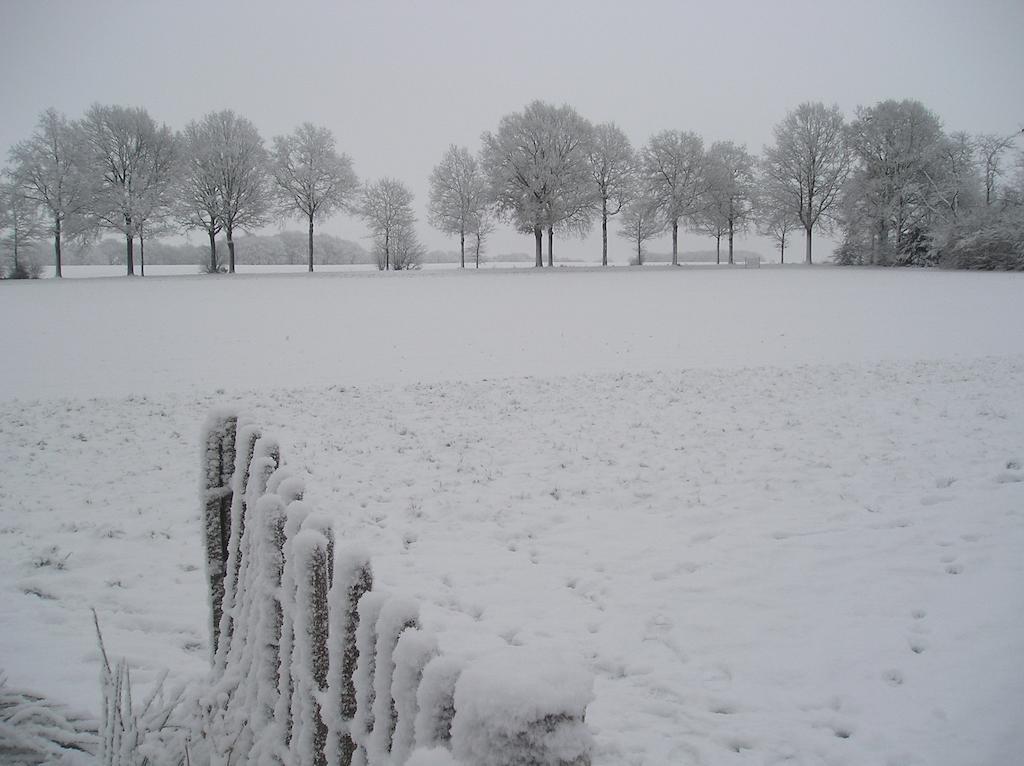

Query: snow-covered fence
left=201, top=409, right=239, bottom=658
left=199, top=410, right=594, bottom=766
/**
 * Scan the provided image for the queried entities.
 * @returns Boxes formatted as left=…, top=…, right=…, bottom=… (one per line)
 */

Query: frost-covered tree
left=617, top=197, right=663, bottom=265
left=480, top=101, right=593, bottom=267
left=755, top=158, right=801, bottom=264
left=698, top=142, right=755, bottom=265
left=926, top=131, right=981, bottom=222
left=212, top=112, right=271, bottom=273
left=470, top=213, right=494, bottom=268
left=692, top=183, right=729, bottom=264
left=0, top=175, right=44, bottom=278
left=428, top=145, right=490, bottom=268
left=271, top=123, right=359, bottom=273
left=840, top=100, right=943, bottom=265
left=762, top=102, right=850, bottom=264
left=976, top=131, right=1023, bottom=207
left=757, top=199, right=800, bottom=265
left=640, top=130, right=707, bottom=265
left=360, top=178, right=420, bottom=271
left=81, top=104, right=178, bottom=276
left=8, top=108, right=94, bottom=277
left=179, top=111, right=270, bottom=274
left=175, top=121, right=223, bottom=272
left=585, top=123, right=635, bottom=266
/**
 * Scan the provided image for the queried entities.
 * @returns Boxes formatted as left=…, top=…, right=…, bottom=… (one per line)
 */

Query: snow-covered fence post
left=201, top=409, right=239, bottom=660
left=413, top=656, right=463, bottom=751
left=247, top=493, right=289, bottom=764
left=214, top=422, right=262, bottom=673
left=268, top=495, right=311, bottom=758
left=390, top=628, right=439, bottom=764
left=451, top=650, right=595, bottom=766
left=350, top=591, right=388, bottom=766
left=288, top=521, right=333, bottom=766
left=369, top=598, right=420, bottom=763
left=225, top=435, right=281, bottom=717
left=326, top=547, right=374, bottom=766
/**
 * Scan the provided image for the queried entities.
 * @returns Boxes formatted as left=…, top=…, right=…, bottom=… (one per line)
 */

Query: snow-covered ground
left=1, top=266, right=1023, bottom=765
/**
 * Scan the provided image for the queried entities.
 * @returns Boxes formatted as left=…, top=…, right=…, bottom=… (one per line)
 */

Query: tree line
left=2, top=100, right=1022, bottom=278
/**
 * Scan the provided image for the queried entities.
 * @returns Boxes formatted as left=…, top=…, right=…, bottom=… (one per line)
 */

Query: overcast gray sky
left=2, top=0, right=1022, bottom=262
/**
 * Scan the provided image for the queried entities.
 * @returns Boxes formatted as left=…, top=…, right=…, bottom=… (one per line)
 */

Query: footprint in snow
left=993, top=471, right=1023, bottom=484
left=883, top=669, right=904, bottom=687
left=909, top=609, right=930, bottom=639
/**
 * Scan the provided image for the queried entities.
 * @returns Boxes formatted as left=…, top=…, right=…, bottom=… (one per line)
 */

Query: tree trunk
left=227, top=226, right=236, bottom=273
left=308, top=213, right=315, bottom=272
left=728, top=222, right=734, bottom=265
left=805, top=226, right=813, bottom=265
left=125, top=232, right=135, bottom=276
left=601, top=198, right=608, bottom=266
left=474, top=233, right=481, bottom=268
left=385, top=229, right=390, bottom=271
left=780, top=235, right=785, bottom=265
left=53, top=217, right=62, bottom=278
left=715, top=236, right=721, bottom=265
left=534, top=226, right=542, bottom=267
left=140, top=231, right=145, bottom=277
left=636, top=230, right=642, bottom=266
left=671, top=221, right=678, bottom=266
left=547, top=227, right=553, bottom=268
left=460, top=229, right=465, bottom=269
left=208, top=229, right=218, bottom=273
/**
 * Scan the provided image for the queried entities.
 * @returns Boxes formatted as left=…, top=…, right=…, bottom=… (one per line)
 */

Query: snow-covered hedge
left=193, top=410, right=596, bottom=766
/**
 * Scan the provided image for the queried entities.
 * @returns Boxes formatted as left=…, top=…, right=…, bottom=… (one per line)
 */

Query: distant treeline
left=4, top=98, right=1022, bottom=280
left=49, top=233, right=518, bottom=267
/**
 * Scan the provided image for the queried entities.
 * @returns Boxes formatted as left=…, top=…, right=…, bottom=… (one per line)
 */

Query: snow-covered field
left=2, top=266, right=1023, bottom=765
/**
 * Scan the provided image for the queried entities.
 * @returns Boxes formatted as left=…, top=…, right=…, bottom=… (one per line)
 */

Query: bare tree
left=428, top=145, right=489, bottom=268
left=762, top=102, right=850, bottom=264
left=586, top=123, right=635, bottom=266
left=0, top=175, right=44, bottom=277
left=360, top=178, right=418, bottom=271
left=641, top=130, right=707, bottom=266
left=271, top=123, right=358, bottom=272
left=8, top=109, right=93, bottom=277
left=481, top=101, right=592, bottom=267
left=81, top=104, right=178, bottom=276
left=617, top=197, right=663, bottom=265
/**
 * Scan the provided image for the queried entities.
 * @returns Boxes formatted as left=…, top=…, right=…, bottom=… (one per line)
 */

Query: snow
left=1, top=267, right=1024, bottom=765
left=452, top=647, right=594, bottom=766
left=405, top=746, right=460, bottom=766
left=5, top=266, right=1024, bottom=402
